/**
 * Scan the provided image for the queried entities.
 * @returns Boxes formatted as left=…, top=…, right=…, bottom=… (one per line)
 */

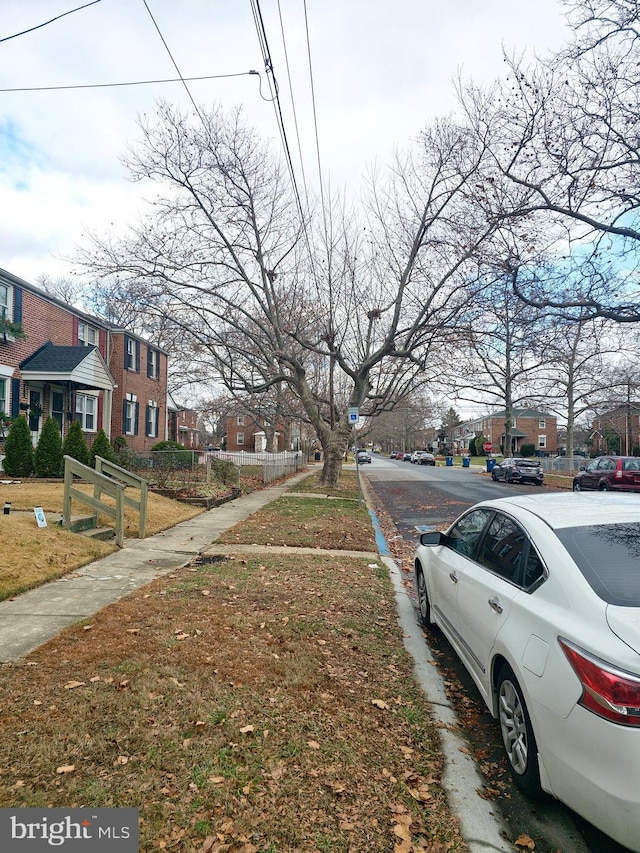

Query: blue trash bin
left=446, top=456, right=453, bottom=466
left=486, top=459, right=496, bottom=473
left=462, top=457, right=470, bottom=468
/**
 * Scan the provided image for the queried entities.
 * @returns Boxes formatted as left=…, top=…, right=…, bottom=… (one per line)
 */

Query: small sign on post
left=34, top=506, right=47, bottom=528
left=347, top=407, right=359, bottom=424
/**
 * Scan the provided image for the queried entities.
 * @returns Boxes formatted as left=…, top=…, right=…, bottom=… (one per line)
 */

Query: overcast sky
left=0, top=0, right=571, bottom=284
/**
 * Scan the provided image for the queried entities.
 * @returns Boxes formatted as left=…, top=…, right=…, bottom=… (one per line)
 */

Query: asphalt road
left=362, top=455, right=633, bottom=853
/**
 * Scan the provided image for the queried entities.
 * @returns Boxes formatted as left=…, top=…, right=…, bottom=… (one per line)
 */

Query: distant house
left=168, top=394, right=200, bottom=448
left=0, top=268, right=169, bottom=454
left=591, top=403, right=640, bottom=455
left=452, top=408, right=558, bottom=455
left=224, top=411, right=285, bottom=452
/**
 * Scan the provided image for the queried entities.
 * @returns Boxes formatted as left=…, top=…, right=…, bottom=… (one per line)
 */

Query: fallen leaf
left=372, top=698, right=389, bottom=710
left=307, top=740, right=320, bottom=749
left=56, top=765, right=75, bottom=774
left=239, top=725, right=255, bottom=734
left=63, top=681, right=85, bottom=690
left=515, top=835, right=535, bottom=850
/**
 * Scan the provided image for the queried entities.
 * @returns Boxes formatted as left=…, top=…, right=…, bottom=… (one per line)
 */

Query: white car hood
left=606, top=606, right=640, bottom=656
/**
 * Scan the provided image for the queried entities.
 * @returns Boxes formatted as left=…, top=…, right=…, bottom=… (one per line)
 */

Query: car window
left=623, top=459, right=639, bottom=471
left=586, top=460, right=599, bottom=472
left=477, top=513, right=527, bottom=582
left=523, top=546, right=545, bottom=588
left=447, top=509, right=493, bottom=558
left=555, top=523, right=640, bottom=605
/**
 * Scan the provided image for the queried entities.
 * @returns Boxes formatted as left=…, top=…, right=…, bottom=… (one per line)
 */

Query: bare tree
left=76, top=101, right=500, bottom=487
left=459, top=0, right=640, bottom=321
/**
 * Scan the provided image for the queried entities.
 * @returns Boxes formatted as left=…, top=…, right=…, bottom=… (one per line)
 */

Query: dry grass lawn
left=0, top=551, right=465, bottom=853
left=0, top=467, right=467, bottom=852
left=0, top=483, right=203, bottom=601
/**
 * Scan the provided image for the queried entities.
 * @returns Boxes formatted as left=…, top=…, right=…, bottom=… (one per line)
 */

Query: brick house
left=591, top=403, right=640, bottom=456
left=0, top=268, right=169, bottom=454
left=224, top=412, right=285, bottom=452
left=168, top=394, right=200, bottom=448
left=451, top=408, right=558, bottom=455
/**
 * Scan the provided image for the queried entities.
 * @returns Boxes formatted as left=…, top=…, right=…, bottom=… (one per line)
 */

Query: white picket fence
left=211, top=450, right=304, bottom=484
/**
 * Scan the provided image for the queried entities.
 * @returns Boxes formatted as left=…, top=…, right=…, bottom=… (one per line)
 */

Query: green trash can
left=462, top=457, right=470, bottom=468
left=446, top=456, right=453, bottom=466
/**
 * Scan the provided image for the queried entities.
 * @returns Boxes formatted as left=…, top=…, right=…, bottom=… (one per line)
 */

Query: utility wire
left=0, top=71, right=259, bottom=94
left=0, top=0, right=102, bottom=44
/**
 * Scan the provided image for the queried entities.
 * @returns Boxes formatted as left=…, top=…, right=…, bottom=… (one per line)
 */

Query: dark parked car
left=418, top=453, right=436, bottom=466
left=573, top=456, right=640, bottom=492
left=402, top=452, right=412, bottom=461
left=491, top=458, right=543, bottom=485
left=356, top=450, right=371, bottom=464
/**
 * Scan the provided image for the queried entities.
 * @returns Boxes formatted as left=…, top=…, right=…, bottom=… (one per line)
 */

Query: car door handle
left=449, top=572, right=459, bottom=584
left=488, top=597, right=503, bottom=614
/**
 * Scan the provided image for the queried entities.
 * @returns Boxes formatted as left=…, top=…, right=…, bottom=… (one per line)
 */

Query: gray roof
left=20, top=342, right=97, bottom=372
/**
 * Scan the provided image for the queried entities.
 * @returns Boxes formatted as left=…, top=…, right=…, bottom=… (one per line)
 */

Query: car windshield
left=555, top=523, right=640, bottom=606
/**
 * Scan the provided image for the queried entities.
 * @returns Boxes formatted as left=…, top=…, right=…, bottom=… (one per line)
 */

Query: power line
left=0, top=0, right=102, bottom=44
left=0, top=71, right=259, bottom=94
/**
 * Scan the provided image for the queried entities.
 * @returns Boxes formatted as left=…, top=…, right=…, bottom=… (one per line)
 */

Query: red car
left=573, top=456, right=640, bottom=492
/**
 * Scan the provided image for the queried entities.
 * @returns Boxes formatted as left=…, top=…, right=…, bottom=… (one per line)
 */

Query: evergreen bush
left=89, top=428, right=115, bottom=467
left=520, top=443, right=536, bottom=457
left=34, top=417, right=63, bottom=477
left=62, top=420, right=89, bottom=466
left=3, top=415, right=34, bottom=476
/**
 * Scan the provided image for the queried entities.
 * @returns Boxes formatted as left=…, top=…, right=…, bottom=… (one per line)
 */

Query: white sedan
left=413, top=492, right=640, bottom=851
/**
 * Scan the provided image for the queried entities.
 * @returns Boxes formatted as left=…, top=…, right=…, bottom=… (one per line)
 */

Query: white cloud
left=0, top=0, right=570, bottom=281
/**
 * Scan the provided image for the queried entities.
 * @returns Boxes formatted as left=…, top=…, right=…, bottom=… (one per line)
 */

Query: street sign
left=347, top=407, right=359, bottom=424
left=483, top=441, right=493, bottom=453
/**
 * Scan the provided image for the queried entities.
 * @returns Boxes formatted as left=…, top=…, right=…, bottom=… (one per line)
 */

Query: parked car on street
left=414, top=493, right=640, bottom=852
left=356, top=450, right=371, bottom=464
left=491, top=458, right=543, bottom=485
left=402, top=452, right=412, bottom=461
left=411, top=450, right=427, bottom=463
left=390, top=451, right=400, bottom=459
left=572, top=455, right=640, bottom=492
left=418, top=453, right=436, bottom=466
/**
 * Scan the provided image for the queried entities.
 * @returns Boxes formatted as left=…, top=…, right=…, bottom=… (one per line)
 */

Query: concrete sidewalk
left=0, top=471, right=314, bottom=663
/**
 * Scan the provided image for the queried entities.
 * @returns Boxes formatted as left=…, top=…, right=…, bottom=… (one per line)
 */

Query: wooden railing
left=62, top=455, right=148, bottom=548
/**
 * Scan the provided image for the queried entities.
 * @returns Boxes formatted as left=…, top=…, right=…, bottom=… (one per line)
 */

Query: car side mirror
left=420, top=531, right=446, bottom=546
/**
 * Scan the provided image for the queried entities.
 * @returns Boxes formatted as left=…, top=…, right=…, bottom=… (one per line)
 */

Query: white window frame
left=237, top=432, right=244, bottom=445
left=78, top=322, right=98, bottom=346
left=538, top=434, right=547, bottom=448
left=0, top=284, right=11, bottom=319
left=146, top=400, right=159, bottom=438
left=124, top=394, right=137, bottom=435
left=126, top=337, right=135, bottom=369
left=237, top=414, right=245, bottom=426
left=148, top=348, right=158, bottom=378
left=76, top=393, right=97, bottom=432
left=0, top=377, right=6, bottom=415
left=538, top=418, right=546, bottom=428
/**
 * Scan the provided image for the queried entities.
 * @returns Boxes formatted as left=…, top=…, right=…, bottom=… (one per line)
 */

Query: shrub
left=90, top=428, right=115, bottom=467
left=210, top=456, right=239, bottom=487
left=34, top=417, right=63, bottom=477
left=62, top=420, right=89, bottom=466
left=3, top=415, right=34, bottom=476
left=520, top=443, right=535, bottom=458
left=151, top=440, right=194, bottom=469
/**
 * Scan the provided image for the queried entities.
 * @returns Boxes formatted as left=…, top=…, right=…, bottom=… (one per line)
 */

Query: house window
left=147, top=347, right=160, bottom=379
left=76, top=393, right=97, bottom=432
left=146, top=400, right=159, bottom=438
left=51, top=390, right=64, bottom=433
left=124, top=337, right=140, bottom=372
left=0, top=284, right=10, bottom=320
left=538, top=435, right=547, bottom=448
left=78, top=322, right=98, bottom=346
left=237, top=414, right=245, bottom=426
left=237, top=432, right=244, bottom=445
left=538, top=418, right=546, bottom=428
left=123, top=396, right=139, bottom=435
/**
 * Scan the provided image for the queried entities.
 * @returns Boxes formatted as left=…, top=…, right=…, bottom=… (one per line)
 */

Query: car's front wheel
left=416, top=565, right=432, bottom=628
left=572, top=480, right=581, bottom=491
left=497, top=664, right=541, bottom=798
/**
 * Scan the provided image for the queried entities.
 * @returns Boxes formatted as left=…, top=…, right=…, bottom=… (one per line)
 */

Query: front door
left=28, top=389, right=42, bottom=436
